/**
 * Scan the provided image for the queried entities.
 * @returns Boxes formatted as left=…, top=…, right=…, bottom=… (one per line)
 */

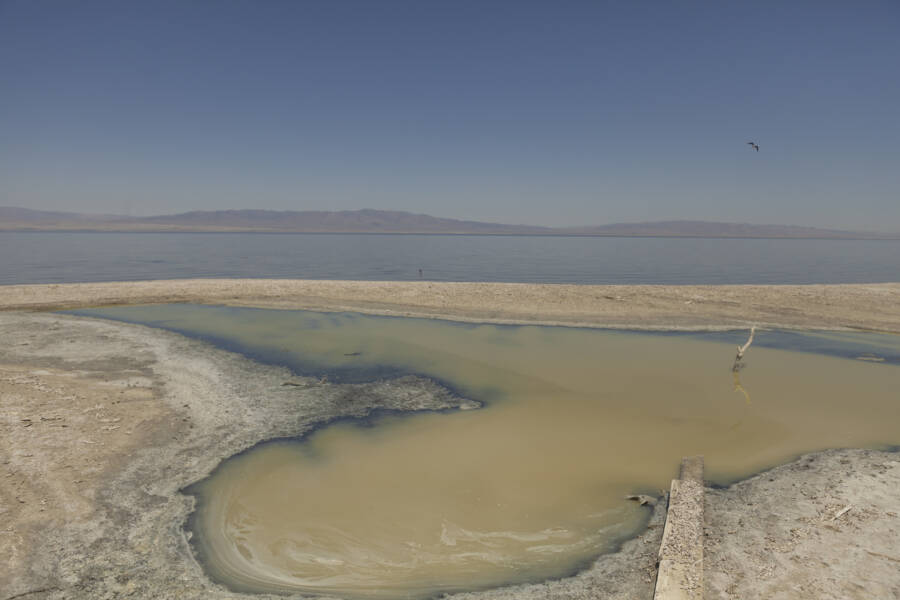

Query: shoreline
left=2, top=279, right=899, bottom=333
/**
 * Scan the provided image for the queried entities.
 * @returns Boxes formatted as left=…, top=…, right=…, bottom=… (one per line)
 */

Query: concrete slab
left=654, top=456, right=705, bottom=600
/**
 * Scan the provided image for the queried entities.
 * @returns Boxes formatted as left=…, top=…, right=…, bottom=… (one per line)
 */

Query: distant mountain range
left=1, top=207, right=897, bottom=239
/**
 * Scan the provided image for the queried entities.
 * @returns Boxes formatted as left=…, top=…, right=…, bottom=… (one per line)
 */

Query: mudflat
left=1, top=279, right=899, bottom=331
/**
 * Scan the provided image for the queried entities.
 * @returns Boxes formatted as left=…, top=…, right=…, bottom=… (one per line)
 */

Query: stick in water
left=736, top=326, right=756, bottom=360
left=732, top=326, right=756, bottom=371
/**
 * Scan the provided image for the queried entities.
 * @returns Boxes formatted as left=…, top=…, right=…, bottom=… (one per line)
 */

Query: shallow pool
left=71, top=305, right=900, bottom=598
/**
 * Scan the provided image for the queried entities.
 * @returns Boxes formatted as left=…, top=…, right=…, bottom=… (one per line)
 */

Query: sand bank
left=1, top=279, right=899, bottom=332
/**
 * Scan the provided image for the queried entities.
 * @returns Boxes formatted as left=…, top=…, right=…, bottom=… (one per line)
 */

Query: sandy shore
left=1, top=279, right=899, bottom=332
left=705, top=448, right=900, bottom=599
left=2, top=281, right=899, bottom=599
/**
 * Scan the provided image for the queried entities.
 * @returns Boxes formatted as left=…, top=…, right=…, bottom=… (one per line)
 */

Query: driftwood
left=626, top=494, right=658, bottom=506
left=732, top=326, right=756, bottom=372
left=831, top=505, right=853, bottom=522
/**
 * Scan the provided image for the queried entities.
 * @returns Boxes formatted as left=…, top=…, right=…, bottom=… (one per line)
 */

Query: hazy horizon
left=2, top=1, right=898, bottom=231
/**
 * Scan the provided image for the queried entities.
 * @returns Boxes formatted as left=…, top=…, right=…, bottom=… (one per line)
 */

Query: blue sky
left=1, top=1, right=898, bottom=230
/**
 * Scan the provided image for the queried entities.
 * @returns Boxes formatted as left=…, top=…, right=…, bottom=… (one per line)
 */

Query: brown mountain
left=560, top=220, right=889, bottom=238
left=136, top=209, right=550, bottom=234
left=0, top=207, right=896, bottom=238
left=0, top=206, right=122, bottom=224
left=0, top=207, right=548, bottom=234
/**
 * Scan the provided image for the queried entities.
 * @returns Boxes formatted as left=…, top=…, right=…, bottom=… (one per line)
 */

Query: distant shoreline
left=2, top=228, right=899, bottom=240
left=6, top=230, right=900, bottom=240
left=2, top=279, right=899, bottom=333
left=3, top=207, right=897, bottom=239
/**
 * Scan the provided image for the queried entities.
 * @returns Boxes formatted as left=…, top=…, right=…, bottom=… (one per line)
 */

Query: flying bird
left=747, top=141, right=759, bottom=152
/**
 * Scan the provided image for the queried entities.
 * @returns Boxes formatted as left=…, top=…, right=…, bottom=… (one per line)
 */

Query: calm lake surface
left=4, top=231, right=900, bottom=285
left=72, top=305, right=900, bottom=598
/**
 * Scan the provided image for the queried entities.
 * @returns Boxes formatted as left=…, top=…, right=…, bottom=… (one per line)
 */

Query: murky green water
left=72, top=305, right=900, bottom=598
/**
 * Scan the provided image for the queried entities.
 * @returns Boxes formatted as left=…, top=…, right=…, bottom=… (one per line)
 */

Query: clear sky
left=1, top=1, right=898, bottom=230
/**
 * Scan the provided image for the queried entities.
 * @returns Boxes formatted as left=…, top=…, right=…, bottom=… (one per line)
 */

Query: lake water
left=71, top=305, right=900, bottom=598
left=4, top=231, right=900, bottom=285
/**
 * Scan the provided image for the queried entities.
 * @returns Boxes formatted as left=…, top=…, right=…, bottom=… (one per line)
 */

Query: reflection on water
left=732, top=371, right=752, bottom=405
left=72, top=305, right=900, bottom=598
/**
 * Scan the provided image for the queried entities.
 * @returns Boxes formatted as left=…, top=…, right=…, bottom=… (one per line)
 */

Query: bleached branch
left=732, top=326, right=757, bottom=372
left=737, top=326, right=755, bottom=359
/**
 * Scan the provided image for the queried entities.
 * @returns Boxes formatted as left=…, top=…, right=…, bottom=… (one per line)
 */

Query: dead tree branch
left=732, top=326, right=756, bottom=372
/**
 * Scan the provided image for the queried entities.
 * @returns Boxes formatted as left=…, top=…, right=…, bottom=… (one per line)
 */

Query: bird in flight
left=747, top=141, right=759, bottom=152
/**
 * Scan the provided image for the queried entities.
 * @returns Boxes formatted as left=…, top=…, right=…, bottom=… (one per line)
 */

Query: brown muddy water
left=72, top=305, right=900, bottom=599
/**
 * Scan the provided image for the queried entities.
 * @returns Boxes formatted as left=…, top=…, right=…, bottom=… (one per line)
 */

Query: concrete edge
left=654, top=456, right=705, bottom=600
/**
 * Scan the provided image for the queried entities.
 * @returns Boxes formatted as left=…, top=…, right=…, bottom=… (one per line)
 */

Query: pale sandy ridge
left=2, top=279, right=900, bottom=332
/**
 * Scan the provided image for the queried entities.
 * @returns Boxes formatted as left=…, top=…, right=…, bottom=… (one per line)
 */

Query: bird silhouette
left=747, top=141, right=759, bottom=152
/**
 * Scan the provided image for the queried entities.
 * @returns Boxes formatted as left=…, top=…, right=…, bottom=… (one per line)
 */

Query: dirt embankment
left=1, top=279, right=899, bottom=332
